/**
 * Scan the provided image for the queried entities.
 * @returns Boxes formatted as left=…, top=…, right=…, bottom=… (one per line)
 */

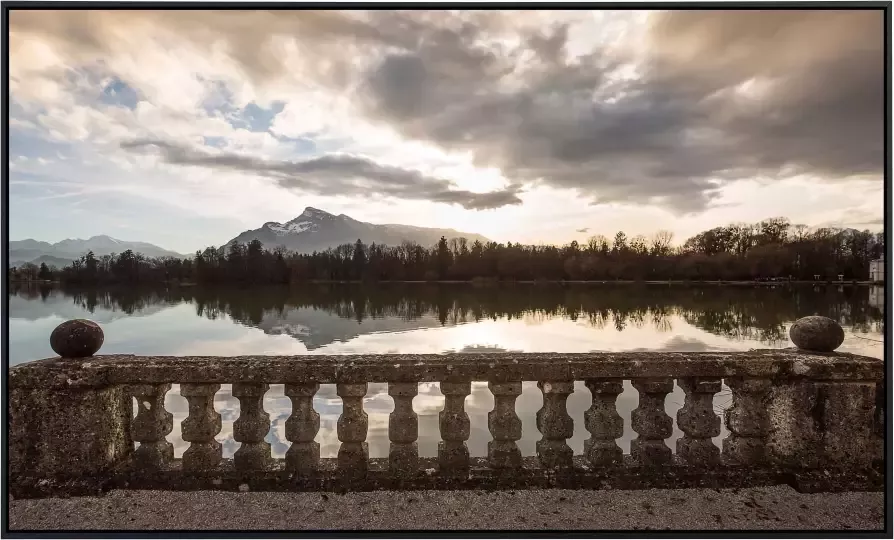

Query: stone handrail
left=9, top=338, right=885, bottom=498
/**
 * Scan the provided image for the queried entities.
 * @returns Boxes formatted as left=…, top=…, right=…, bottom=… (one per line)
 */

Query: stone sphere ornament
left=50, top=319, right=104, bottom=358
left=789, top=316, right=844, bottom=352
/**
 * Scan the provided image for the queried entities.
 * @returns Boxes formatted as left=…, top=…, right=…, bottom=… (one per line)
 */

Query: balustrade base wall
left=9, top=456, right=884, bottom=499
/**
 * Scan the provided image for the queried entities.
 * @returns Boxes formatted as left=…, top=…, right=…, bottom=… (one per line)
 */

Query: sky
left=7, top=9, right=886, bottom=254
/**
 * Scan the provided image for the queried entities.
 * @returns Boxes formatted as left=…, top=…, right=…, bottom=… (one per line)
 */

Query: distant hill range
left=8, top=236, right=184, bottom=268
left=226, top=207, right=491, bottom=254
left=10, top=209, right=491, bottom=268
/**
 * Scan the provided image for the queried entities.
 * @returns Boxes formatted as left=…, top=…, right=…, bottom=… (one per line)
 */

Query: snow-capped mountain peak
left=227, top=207, right=491, bottom=254
left=293, top=207, right=334, bottom=221
left=261, top=208, right=342, bottom=236
left=265, top=219, right=318, bottom=236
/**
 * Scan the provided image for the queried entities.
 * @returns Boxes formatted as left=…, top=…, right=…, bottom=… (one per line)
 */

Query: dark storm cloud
left=121, top=139, right=523, bottom=210
left=12, top=10, right=885, bottom=213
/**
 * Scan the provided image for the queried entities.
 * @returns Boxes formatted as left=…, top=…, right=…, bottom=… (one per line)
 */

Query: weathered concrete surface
left=9, top=385, right=131, bottom=478
left=8, top=486, right=884, bottom=531
left=12, top=455, right=882, bottom=499
left=10, top=350, right=884, bottom=389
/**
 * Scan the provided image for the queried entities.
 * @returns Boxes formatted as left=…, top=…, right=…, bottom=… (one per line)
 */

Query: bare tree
left=650, top=230, right=674, bottom=255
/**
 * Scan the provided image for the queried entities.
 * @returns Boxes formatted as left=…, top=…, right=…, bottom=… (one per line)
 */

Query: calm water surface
left=9, top=283, right=884, bottom=461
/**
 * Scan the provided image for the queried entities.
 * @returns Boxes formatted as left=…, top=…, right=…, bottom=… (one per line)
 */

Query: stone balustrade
left=8, top=320, right=885, bottom=498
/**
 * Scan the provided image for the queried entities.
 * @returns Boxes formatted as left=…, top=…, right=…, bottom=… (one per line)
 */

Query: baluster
left=233, top=383, right=271, bottom=470
left=676, top=378, right=721, bottom=465
left=180, top=383, right=222, bottom=471
left=388, top=382, right=419, bottom=476
left=337, top=383, right=368, bottom=475
left=285, top=383, right=320, bottom=473
left=536, top=381, right=574, bottom=468
left=127, top=383, right=173, bottom=468
left=584, top=379, right=624, bottom=465
left=439, top=381, right=471, bottom=473
left=723, top=377, right=772, bottom=465
left=631, top=378, right=673, bottom=466
left=488, top=381, right=522, bottom=469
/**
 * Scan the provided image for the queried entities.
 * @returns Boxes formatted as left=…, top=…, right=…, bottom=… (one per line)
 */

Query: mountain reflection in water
left=9, top=283, right=884, bottom=459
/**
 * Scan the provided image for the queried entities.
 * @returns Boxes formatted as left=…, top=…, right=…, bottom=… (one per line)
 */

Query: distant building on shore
left=869, top=257, right=884, bottom=282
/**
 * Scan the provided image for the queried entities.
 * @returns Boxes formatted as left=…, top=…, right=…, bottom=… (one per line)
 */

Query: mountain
left=23, top=255, right=75, bottom=269
left=8, top=235, right=184, bottom=268
left=227, top=207, right=491, bottom=253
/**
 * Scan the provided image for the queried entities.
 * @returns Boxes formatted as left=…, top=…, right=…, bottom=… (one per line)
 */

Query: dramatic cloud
left=121, top=139, right=523, bottom=210
left=354, top=11, right=884, bottom=212
left=12, top=9, right=884, bottom=213
left=7, top=9, right=884, bottom=250
left=649, top=11, right=883, bottom=177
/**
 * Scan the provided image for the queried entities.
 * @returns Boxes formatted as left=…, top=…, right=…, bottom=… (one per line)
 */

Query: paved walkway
left=8, top=486, right=884, bottom=531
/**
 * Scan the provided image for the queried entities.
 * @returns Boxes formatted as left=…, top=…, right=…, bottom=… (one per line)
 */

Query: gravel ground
left=9, top=486, right=884, bottom=531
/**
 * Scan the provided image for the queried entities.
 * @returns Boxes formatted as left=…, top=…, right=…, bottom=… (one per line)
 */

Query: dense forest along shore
left=9, top=217, right=884, bottom=286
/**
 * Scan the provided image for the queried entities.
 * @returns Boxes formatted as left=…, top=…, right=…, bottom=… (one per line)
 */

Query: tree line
left=8, top=217, right=885, bottom=285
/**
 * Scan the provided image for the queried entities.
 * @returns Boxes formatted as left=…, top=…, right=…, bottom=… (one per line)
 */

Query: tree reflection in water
left=14, top=282, right=883, bottom=344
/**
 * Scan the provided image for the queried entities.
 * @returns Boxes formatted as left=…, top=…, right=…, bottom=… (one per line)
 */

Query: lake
left=8, top=283, right=884, bottom=461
